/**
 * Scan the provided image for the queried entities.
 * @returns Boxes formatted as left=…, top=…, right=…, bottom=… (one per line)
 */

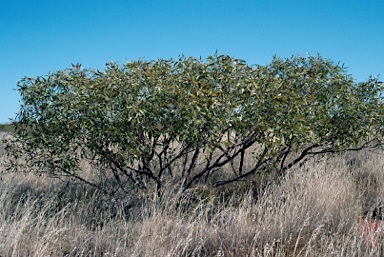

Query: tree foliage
left=5, top=54, right=384, bottom=195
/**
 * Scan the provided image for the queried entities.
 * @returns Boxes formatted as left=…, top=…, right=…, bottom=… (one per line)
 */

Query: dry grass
left=1, top=137, right=384, bottom=256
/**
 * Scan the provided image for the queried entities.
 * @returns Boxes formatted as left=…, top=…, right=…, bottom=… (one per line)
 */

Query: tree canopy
left=5, top=54, right=384, bottom=195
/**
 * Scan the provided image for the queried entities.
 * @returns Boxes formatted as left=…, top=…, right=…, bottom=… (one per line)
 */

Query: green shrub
left=5, top=54, right=384, bottom=196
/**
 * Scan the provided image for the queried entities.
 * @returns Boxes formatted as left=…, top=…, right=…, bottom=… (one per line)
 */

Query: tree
left=5, top=54, right=384, bottom=196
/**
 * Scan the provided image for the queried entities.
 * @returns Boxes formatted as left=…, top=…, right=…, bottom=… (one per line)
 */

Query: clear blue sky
left=1, top=0, right=383, bottom=123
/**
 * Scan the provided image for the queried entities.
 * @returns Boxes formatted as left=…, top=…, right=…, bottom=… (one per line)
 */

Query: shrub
left=5, top=54, right=384, bottom=196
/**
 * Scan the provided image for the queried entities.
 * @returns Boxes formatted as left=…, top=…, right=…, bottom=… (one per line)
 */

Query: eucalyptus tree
left=5, top=54, right=384, bottom=196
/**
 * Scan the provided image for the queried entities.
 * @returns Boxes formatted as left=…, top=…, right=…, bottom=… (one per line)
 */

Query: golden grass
left=0, top=141, right=384, bottom=256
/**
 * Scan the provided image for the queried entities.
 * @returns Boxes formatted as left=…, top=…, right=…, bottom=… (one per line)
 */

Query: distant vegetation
left=0, top=123, right=14, bottom=132
left=5, top=53, right=384, bottom=197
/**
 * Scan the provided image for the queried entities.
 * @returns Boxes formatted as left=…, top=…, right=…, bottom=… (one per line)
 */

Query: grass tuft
left=1, top=146, right=384, bottom=256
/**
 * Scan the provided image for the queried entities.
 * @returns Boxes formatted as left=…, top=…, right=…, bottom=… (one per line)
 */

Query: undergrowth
left=0, top=147, right=384, bottom=256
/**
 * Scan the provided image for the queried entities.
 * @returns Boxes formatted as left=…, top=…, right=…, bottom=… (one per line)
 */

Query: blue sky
left=0, top=0, right=383, bottom=123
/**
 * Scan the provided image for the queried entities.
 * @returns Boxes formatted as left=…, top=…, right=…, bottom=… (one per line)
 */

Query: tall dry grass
left=1, top=134, right=384, bottom=256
